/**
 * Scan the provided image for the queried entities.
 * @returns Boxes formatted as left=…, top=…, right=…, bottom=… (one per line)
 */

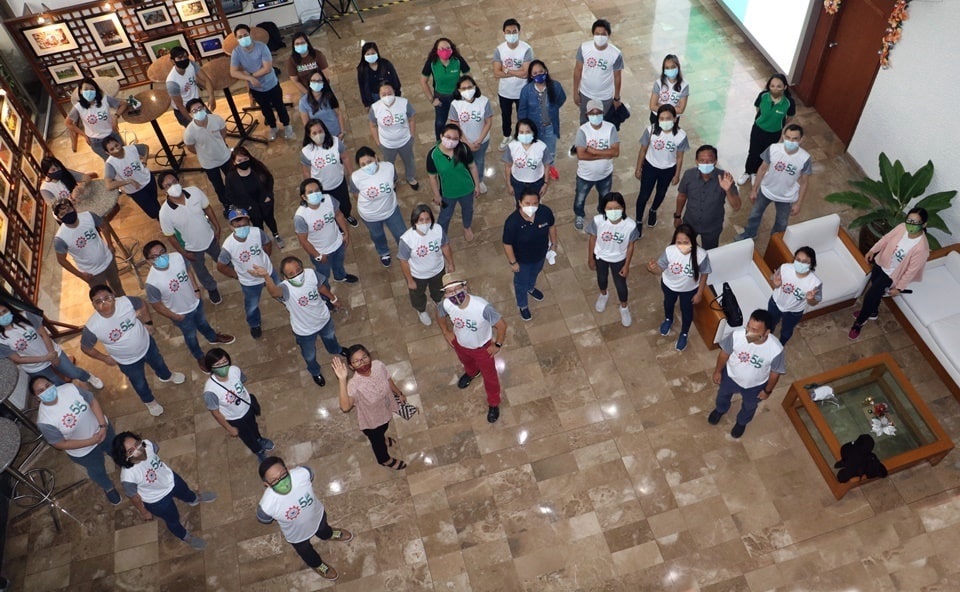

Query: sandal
left=380, top=458, right=407, bottom=470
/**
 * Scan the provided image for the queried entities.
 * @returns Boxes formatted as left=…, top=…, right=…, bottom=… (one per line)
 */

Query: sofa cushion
left=813, top=248, right=867, bottom=307
left=928, top=313, right=960, bottom=374
left=944, top=251, right=960, bottom=281
left=783, top=214, right=841, bottom=254
left=900, top=264, right=960, bottom=327
left=709, top=275, right=770, bottom=329
left=707, top=239, right=756, bottom=281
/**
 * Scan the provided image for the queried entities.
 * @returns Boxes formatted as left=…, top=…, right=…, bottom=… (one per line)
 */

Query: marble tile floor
left=5, top=0, right=960, bottom=590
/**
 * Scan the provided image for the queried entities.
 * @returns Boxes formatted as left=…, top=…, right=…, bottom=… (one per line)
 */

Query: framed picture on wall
left=0, top=172, right=9, bottom=207
left=91, top=61, right=125, bottom=81
left=175, top=0, right=210, bottom=22
left=46, top=61, right=83, bottom=85
left=136, top=5, right=174, bottom=30
left=0, top=136, right=12, bottom=173
left=20, top=157, right=38, bottom=190
left=16, top=236, right=34, bottom=273
left=16, top=184, right=36, bottom=232
left=85, top=14, right=132, bottom=54
left=0, top=209, right=8, bottom=256
left=143, top=34, right=189, bottom=62
left=195, top=33, right=225, bottom=58
left=29, top=135, right=45, bottom=166
left=0, top=99, right=21, bottom=146
left=22, top=23, right=79, bottom=57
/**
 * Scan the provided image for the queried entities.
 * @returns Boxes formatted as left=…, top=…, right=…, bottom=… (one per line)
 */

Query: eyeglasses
left=92, top=295, right=115, bottom=305
left=266, top=471, right=289, bottom=487
left=906, top=219, right=923, bottom=225
left=351, top=354, right=371, bottom=365
left=189, top=107, right=205, bottom=114
left=125, top=440, right=145, bottom=460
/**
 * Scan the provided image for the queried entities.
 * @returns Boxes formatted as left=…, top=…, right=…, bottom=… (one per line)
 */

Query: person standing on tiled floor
left=673, top=144, right=740, bottom=249
left=493, top=18, right=534, bottom=151
left=572, top=19, right=624, bottom=143
left=573, top=99, right=620, bottom=230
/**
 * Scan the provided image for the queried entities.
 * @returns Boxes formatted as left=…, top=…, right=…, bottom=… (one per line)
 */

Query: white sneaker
left=283, top=125, right=296, bottom=139
left=619, top=306, right=632, bottom=327
left=499, top=136, right=512, bottom=151
left=417, top=311, right=432, bottom=326
left=87, top=375, right=104, bottom=390
left=595, top=293, right=608, bottom=312
left=268, top=128, right=278, bottom=141
left=159, top=371, right=186, bottom=384
left=146, top=401, right=165, bottom=416
left=737, top=173, right=750, bottom=185
left=478, top=182, right=488, bottom=194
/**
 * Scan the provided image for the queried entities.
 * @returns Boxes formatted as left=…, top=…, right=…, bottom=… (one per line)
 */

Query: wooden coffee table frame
left=782, top=353, right=954, bottom=499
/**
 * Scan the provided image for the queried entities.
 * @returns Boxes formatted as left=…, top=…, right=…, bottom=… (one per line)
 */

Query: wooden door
left=806, top=0, right=893, bottom=145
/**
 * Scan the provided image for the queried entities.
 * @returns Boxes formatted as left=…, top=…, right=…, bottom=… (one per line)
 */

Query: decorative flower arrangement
left=872, top=402, right=889, bottom=418
left=880, top=0, right=912, bottom=69
left=823, top=0, right=841, bottom=15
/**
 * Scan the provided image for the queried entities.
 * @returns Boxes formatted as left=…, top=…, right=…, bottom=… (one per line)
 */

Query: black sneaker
left=487, top=406, right=500, bottom=423
left=519, top=307, right=532, bottom=321
left=313, top=374, right=326, bottom=387
left=647, top=210, right=658, bottom=228
left=707, top=410, right=723, bottom=425
left=209, top=289, right=222, bottom=305
left=527, top=288, right=544, bottom=301
left=106, top=488, right=122, bottom=506
left=409, top=181, right=420, bottom=191
left=380, top=255, right=391, bottom=267
left=569, top=145, right=576, bottom=156
left=334, top=274, right=359, bottom=283
left=346, top=216, right=359, bottom=228
left=339, top=347, right=349, bottom=358
left=250, top=326, right=262, bottom=339
left=457, top=370, right=481, bottom=389
left=731, top=423, right=746, bottom=438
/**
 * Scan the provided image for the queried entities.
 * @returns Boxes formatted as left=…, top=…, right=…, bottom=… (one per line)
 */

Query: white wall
left=848, top=0, right=960, bottom=246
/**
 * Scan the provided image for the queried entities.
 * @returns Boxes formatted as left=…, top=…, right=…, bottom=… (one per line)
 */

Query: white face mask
left=606, top=208, right=622, bottom=221
left=460, top=88, right=476, bottom=100
left=416, top=222, right=431, bottom=234
left=594, top=34, right=608, bottom=47
left=659, top=120, right=675, bottom=131
left=166, top=183, right=182, bottom=197
left=382, top=95, right=396, bottom=106
left=505, top=33, right=519, bottom=44
left=311, top=133, right=324, bottom=145
left=521, top=205, right=538, bottom=217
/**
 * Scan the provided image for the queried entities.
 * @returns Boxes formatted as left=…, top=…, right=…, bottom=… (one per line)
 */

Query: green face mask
left=905, top=222, right=923, bottom=234
left=271, top=475, right=292, bottom=494
left=212, top=365, right=230, bottom=378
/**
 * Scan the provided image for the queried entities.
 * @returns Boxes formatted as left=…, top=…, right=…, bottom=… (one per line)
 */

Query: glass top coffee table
left=782, top=353, right=954, bottom=499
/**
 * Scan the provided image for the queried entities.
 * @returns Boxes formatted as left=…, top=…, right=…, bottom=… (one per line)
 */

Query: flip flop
left=380, top=458, right=407, bottom=470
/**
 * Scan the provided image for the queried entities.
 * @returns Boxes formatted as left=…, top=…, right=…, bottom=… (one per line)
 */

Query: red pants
left=452, top=338, right=501, bottom=406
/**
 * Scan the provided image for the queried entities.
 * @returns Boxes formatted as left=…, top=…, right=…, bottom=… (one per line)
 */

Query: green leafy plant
left=825, top=153, right=957, bottom=249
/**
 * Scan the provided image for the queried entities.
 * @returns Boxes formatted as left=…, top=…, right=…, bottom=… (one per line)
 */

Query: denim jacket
left=517, top=80, right=566, bottom=138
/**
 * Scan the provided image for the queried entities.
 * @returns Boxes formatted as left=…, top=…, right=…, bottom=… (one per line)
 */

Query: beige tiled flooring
left=5, top=0, right=960, bottom=590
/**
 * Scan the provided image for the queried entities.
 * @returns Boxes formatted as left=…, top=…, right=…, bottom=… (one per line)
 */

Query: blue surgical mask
left=532, top=73, right=547, bottom=84
left=294, top=43, right=309, bottom=55
left=362, top=162, right=378, bottom=175
left=698, top=163, right=715, bottom=175
left=234, top=226, right=251, bottom=239
left=309, top=81, right=324, bottom=92
left=659, top=120, right=674, bottom=131
left=306, top=192, right=323, bottom=205
left=38, top=385, right=58, bottom=403
left=783, top=140, right=800, bottom=152
left=0, top=312, right=12, bottom=326
left=664, top=67, right=679, bottom=79
left=517, top=133, right=534, bottom=145
left=154, top=254, right=170, bottom=270
left=364, top=53, right=378, bottom=64
left=81, top=90, right=97, bottom=102
left=588, top=114, right=604, bottom=126
left=793, top=261, right=810, bottom=274
left=192, top=109, right=207, bottom=122
left=237, top=36, right=253, bottom=48
left=504, top=33, right=519, bottom=44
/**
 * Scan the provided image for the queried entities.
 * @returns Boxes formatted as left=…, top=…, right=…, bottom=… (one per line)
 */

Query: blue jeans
left=362, top=207, right=406, bottom=257
left=473, top=140, right=489, bottom=181
left=540, top=126, right=558, bottom=164
left=514, top=259, right=546, bottom=310
left=437, top=192, right=475, bottom=234
left=69, top=423, right=116, bottom=491
left=573, top=173, right=613, bottom=218
left=767, top=296, right=803, bottom=345
left=142, top=472, right=198, bottom=540
left=173, top=303, right=219, bottom=360
left=294, top=318, right=342, bottom=376
left=240, top=269, right=280, bottom=329
left=510, top=175, right=544, bottom=203
left=714, top=368, right=766, bottom=426
left=662, top=281, right=698, bottom=334
left=434, top=94, right=454, bottom=140
left=739, top=189, right=793, bottom=240
left=31, top=351, right=92, bottom=385
left=118, top=337, right=172, bottom=403
left=311, top=243, right=347, bottom=287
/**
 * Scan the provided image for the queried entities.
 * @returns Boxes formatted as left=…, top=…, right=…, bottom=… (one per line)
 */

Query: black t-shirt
left=502, top=205, right=554, bottom=263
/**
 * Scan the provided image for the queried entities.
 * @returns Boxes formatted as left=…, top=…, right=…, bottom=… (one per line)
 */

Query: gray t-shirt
left=230, top=41, right=278, bottom=90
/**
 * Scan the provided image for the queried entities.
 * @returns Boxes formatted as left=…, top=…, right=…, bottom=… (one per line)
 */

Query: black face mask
left=59, top=211, right=78, bottom=225
left=174, top=60, right=190, bottom=70
left=236, top=161, right=252, bottom=170
left=48, top=169, right=64, bottom=180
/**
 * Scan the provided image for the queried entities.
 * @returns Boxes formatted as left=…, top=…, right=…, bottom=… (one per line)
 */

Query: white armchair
left=764, top=213, right=871, bottom=317
left=693, top=239, right=774, bottom=349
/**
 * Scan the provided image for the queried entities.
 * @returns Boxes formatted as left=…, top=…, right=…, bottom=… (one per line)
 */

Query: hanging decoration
left=823, top=0, right=841, bottom=15
left=879, top=0, right=912, bottom=69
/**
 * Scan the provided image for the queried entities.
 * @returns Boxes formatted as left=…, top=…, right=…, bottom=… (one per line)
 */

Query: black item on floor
left=257, top=21, right=287, bottom=52
left=834, top=434, right=889, bottom=483
left=604, top=102, right=631, bottom=131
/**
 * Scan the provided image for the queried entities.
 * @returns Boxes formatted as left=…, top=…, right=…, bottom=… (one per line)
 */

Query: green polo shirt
left=753, top=92, right=796, bottom=133
left=426, top=145, right=475, bottom=199
left=421, top=56, right=471, bottom=96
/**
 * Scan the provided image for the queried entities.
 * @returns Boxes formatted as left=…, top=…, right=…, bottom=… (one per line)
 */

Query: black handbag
left=211, top=379, right=261, bottom=416
left=711, top=282, right=743, bottom=327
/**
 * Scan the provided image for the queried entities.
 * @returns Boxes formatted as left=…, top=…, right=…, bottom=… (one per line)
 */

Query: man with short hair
left=573, top=19, right=624, bottom=126
left=707, top=309, right=786, bottom=438
left=217, top=209, right=277, bottom=339
left=103, top=136, right=160, bottom=219
left=493, top=18, right=533, bottom=150
left=229, top=23, right=294, bottom=141
left=257, top=456, right=353, bottom=581
left=573, top=99, right=620, bottom=230
left=674, top=145, right=741, bottom=249
left=52, top=199, right=125, bottom=296
left=165, top=46, right=217, bottom=127
left=182, top=98, right=232, bottom=212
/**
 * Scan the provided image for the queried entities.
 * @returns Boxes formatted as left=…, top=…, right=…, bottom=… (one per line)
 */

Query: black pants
left=251, top=83, right=290, bottom=129
left=409, top=269, right=445, bottom=312
left=662, top=280, right=698, bottom=334
left=855, top=264, right=893, bottom=327
left=127, top=178, right=161, bottom=219
left=361, top=421, right=391, bottom=464
left=433, top=94, right=454, bottom=140
left=226, top=408, right=264, bottom=455
left=596, top=258, right=628, bottom=303
left=636, top=162, right=676, bottom=226
left=174, top=108, right=192, bottom=128
left=204, top=161, right=232, bottom=211
left=327, top=179, right=353, bottom=219
left=290, top=511, right=334, bottom=568
left=499, top=94, right=520, bottom=138
left=249, top=199, right=279, bottom=236
left=744, top=123, right=781, bottom=175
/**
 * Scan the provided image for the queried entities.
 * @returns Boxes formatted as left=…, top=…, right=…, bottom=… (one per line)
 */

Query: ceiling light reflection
left=602, top=403, right=618, bottom=417
left=317, top=407, right=330, bottom=418
left=517, top=429, right=528, bottom=445
left=328, top=480, right=342, bottom=493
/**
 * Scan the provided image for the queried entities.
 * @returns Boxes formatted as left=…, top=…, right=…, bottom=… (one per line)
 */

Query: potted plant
left=825, top=153, right=957, bottom=251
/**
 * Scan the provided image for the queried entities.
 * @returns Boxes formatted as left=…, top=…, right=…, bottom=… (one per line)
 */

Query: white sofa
left=764, top=213, right=871, bottom=316
left=693, top=238, right=774, bottom=349
left=891, top=250, right=960, bottom=397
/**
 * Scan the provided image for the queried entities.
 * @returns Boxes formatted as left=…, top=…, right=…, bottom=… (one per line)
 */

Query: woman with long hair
left=419, top=38, right=471, bottom=140
left=225, top=147, right=284, bottom=247
left=768, top=246, right=822, bottom=345
left=297, top=70, right=344, bottom=139
left=587, top=192, right=639, bottom=327
left=300, top=119, right=355, bottom=225
left=517, top=60, right=566, bottom=166
left=647, top=223, right=712, bottom=352
left=64, top=77, right=127, bottom=160
left=398, top=204, right=455, bottom=326
left=648, top=54, right=689, bottom=124
left=287, top=32, right=330, bottom=96
left=739, top=73, right=795, bottom=185
left=1, top=303, right=102, bottom=387
left=39, top=156, right=90, bottom=205
left=356, top=41, right=402, bottom=108
left=447, top=75, right=493, bottom=194
left=634, top=104, right=689, bottom=230
left=427, top=123, right=480, bottom=241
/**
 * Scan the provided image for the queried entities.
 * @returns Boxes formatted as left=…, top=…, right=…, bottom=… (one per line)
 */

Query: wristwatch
left=314, top=255, right=324, bottom=262
left=613, top=96, right=621, bottom=101
left=494, top=342, right=503, bottom=348
left=673, top=213, right=681, bottom=219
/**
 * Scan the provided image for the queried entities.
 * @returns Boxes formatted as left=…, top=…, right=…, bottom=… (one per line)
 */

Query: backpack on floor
left=256, top=21, right=286, bottom=52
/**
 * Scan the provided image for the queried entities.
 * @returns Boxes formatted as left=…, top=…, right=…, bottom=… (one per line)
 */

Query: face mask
left=698, top=163, right=715, bottom=175
left=48, top=169, right=64, bottom=180
left=81, top=90, right=97, bottom=102
left=783, top=140, right=800, bottom=152
left=517, top=133, right=534, bottom=145
left=294, top=43, right=308, bottom=55
left=594, top=35, right=608, bottom=47
left=382, top=95, right=396, bottom=106
left=532, top=73, right=547, bottom=84
left=309, top=81, right=324, bottom=92
left=416, top=223, right=431, bottom=234
left=166, top=183, right=182, bottom=197
left=606, top=209, right=623, bottom=221
left=437, top=48, right=453, bottom=60
left=271, top=475, right=293, bottom=495
left=588, top=114, right=604, bottom=126
left=745, top=331, right=764, bottom=344
left=793, top=261, right=811, bottom=274
left=448, top=291, right=467, bottom=306
left=306, top=192, right=323, bottom=205
left=906, top=222, right=923, bottom=234
left=441, top=137, right=459, bottom=149
left=234, top=226, right=250, bottom=240
left=664, top=67, right=679, bottom=79
left=521, top=205, right=538, bottom=217
left=311, top=133, right=325, bottom=145
left=362, top=162, right=378, bottom=175
left=192, top=109, right=207, bottom=122
left=287, top=272, right=305, bottom=287
left=212, top=365, right=230, bottom=378
left=0, top=312, right=12, bottom=326
left=354, top=363, right=372, bottom=374
left=38, top=385, right=58, bottom=403
left=174, top=59, right=190, bottom=70
left=659, top=120, right=674, bottom=131
left=505, top=33, right=519, bottom=44
left=236, top=160, right=252, bottom=171
left=238, top=36, right=253, bottom=48
left=59, top=211, right=78, bottom=225
left=460, top=88, right=476, bottom=100
left=364, top=53, right=378, bottom=64
left=676, top=243, right=692, bottom=255
left=153, top=254, right=170, bottom=270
